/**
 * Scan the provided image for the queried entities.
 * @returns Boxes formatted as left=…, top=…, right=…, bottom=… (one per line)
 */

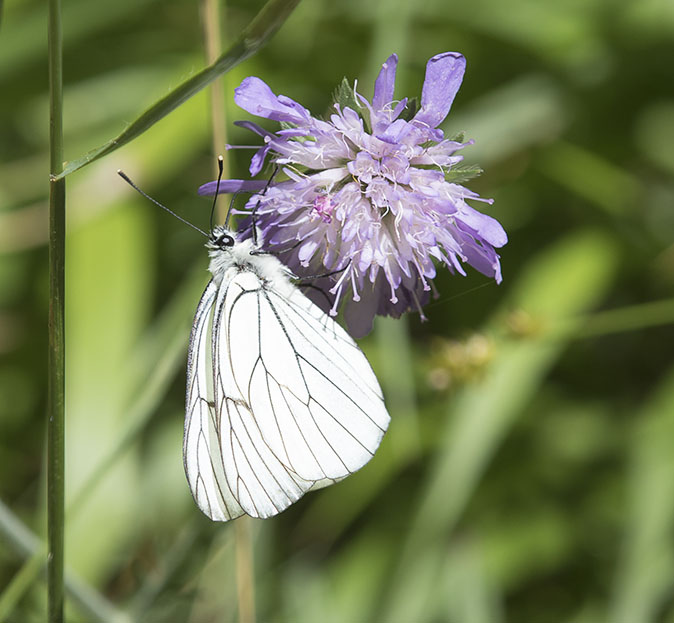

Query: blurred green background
left=2, top=0, right=674, bottom=621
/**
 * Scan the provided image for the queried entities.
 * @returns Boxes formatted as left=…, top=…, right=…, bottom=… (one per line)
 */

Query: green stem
left=48, top=0, right=65, bottom=619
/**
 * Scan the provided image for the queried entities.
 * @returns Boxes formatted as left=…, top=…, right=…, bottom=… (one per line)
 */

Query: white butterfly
left=183, top=225, right=391, bottom=521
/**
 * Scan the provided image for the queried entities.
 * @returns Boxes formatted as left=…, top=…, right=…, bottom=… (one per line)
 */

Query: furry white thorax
left=206, top=226, right=296, bottom=292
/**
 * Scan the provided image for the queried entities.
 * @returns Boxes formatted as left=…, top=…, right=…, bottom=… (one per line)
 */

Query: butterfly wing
left=186, top=268, right=390, bottom=521
left=183, top=279, right=245, bottom=521
left=260, top=283, right=391, bottom=480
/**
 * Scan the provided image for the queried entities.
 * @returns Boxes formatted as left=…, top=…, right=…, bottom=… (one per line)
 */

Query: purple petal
left=249, top=145, right=271, bottom=176
left=198, top=179, right=268, bottom=196
left=344, top=285, right=378, bottom=338
left=234, top=119, right=273, bottom=138
left=234, top=77, right=310, bottom=124
left=298, top=240, right=319, bottom=264
left=462, top=241, right=503, bottom=283
left=389, top=97, right=408, bottom=121
left=414, top=52, right=466, bottom=128
left=458, top=205, right=508, bottom=247
left=372, top=54, right=398, bottom=111
left=377, top=118, right=408, bottom=143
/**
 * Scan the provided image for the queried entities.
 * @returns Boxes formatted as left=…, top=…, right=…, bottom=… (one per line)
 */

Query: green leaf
left=398, top=97, right=419, bottom=122
left=53, top=0, right=302, bottom=180
left=449, top=130, right=466, bottom=143
left=331, top=76, right=371, bottom=132
left=444, top=163, right=484, bottom=183
left=332, top=77, right=360, bottom=112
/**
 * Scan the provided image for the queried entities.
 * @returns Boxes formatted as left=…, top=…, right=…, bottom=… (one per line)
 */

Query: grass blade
left=610, top=366, right=674, bottom=622
left=384, top=231, right=619, bottom=622
left=53, top=0, right=301, bottom=180
left=0, top=500, right=129, bottom=623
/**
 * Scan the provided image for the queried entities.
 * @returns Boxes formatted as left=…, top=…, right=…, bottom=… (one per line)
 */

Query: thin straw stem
left=235, top=519, right=256, bottom=623
left=200, top=2, right=256, bottom=621
left=200, top=0, right=232, bottom=225
left=201, top=0, right=228, bottom=167
left=48, top=0, right=66, bottom=618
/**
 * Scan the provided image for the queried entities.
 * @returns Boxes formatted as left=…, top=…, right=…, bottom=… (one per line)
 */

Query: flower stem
left=48, top=0, right=66, bottom=618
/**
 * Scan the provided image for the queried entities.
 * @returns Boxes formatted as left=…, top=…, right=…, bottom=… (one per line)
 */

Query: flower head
left=200, top=52, right=507, bottom=337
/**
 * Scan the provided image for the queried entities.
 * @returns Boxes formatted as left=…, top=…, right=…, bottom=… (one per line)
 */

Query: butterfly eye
left=215, top=233, right=234, bottom=248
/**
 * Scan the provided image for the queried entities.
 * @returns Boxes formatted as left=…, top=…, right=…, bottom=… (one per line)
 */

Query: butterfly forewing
left=184, top=280, right=244, bottom=521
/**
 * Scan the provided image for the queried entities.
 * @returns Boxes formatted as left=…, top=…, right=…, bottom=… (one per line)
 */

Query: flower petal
left=372, top=53, right=398, bottom=111
left=458, top=205, right=508, bottom=247
left=234, top=77, right=310, bottom=124
left=298, top=239, right=319, bottom=265
left=414, top=52, right=466, bottom=128
left=198, top=179, right=268, bottom=196
left=234, top=119, right=273, bottom=138
left=344, top=284, right=379, bottom=338
left=249, top=145, right=271, bottom=176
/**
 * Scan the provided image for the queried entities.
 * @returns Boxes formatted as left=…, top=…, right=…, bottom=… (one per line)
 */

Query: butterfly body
left=206, top=226, right=293, bottom=288
left=184, top=226, right=390, bottom=521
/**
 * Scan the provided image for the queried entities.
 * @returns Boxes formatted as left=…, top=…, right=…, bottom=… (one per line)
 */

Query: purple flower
left=200, top=52, right=507, bottom=337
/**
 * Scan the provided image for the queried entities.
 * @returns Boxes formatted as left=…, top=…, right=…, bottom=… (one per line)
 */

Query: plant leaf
left=444, top=163, right=483, bottom=183
left=53, top=0, right=302, bottom=180
left=332, top=77, right=360, bottom=112
left=331, top=76, right=371, bottom=131
left=398, top=97, right=419, bottom=122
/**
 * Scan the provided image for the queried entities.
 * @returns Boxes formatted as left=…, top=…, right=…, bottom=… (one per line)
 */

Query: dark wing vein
left=276, top=371, right=350, bottom=474
left=261, top=289, right=378, bottom=459
left=269, top=290, right=383, bottom=401
left=265, top=292, right=385, bottom=431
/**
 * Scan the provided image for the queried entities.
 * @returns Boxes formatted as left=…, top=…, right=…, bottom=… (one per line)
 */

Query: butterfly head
left=207, top=226, right=236, bottom=251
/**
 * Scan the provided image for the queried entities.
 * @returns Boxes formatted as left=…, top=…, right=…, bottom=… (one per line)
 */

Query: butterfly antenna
left=209, top=155, right=224, bottom=232
left=117, top=170, right=209, bottom=238
left=251, top=164, right=279, bottom=246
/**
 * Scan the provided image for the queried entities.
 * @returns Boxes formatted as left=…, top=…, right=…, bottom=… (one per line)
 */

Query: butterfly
left=118, top=170, right=390, bottom=521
